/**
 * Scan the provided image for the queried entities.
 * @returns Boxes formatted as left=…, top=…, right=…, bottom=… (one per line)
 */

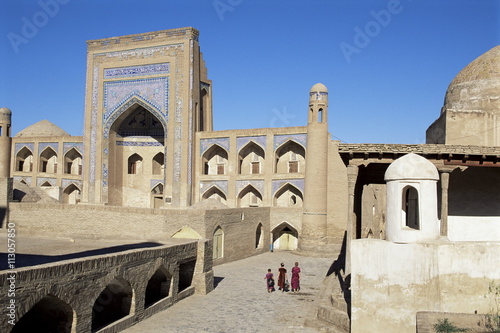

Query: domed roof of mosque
left=310, top=83, right=328, bottom=93
left=443, top=45, right=500, bottom=114
left=385, top=153, right=439, bottom=181
left=16, top=120, right=70, bottom=137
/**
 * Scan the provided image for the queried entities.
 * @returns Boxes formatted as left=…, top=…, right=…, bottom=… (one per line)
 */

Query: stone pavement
left=124, top=251, right=334, bottom=333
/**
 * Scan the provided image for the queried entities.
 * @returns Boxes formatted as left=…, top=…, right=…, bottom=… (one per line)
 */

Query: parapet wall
left=0, top=239, right=213, bottom=333
left=351, top=239, right=500, bottom=333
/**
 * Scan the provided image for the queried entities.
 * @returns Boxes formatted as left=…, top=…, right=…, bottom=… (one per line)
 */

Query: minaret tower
left=300, top=84, right=329, bottom=253
left=0, top=107, right=12, bottom=227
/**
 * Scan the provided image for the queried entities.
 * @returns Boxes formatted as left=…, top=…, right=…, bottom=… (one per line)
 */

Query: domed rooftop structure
left=385, top=153, right=439, bottom=181
left=16, top=120, right=70, bottom=137
left=443, top=45, right=500, bottom=114
left=427, top=45, right=500, bottom=146
left=310, top=83, right=328, bottom=93
left=0, top=107, right=12, bottom=115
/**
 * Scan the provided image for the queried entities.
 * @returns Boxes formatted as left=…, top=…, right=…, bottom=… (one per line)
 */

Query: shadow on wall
left=0, top=207, right=6, bottom=228
left=0, top=242, right=163, bottom=270
left=449, top=167, right=500, bottom=216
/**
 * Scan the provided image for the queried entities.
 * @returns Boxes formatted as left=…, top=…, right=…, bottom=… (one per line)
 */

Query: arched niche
left=275, top=141, right=305, bottom=174
left=274, top=183, right=303, bottom=207
left=201, top=144, right=228, bottom=175
left=145, top=266, right=172, bottom=308
left=201, top=186, right=227, bottom=205
left=16, top=147, right=33, bottom=172
left=39, top=147, right=57, bottom=173
left=237, top=185, right=262, bottom=208
left=238, top=141, right=265, bottom=175
left=271, top=222, right=298, bottom=251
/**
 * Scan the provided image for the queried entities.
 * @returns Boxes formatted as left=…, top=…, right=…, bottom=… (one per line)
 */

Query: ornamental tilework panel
left=38, top=142, right=59, bottom=155
left=200, top=138, right=230, bottom=155
left=37, top=177, right=56, bottom=187
left=62, top=179, right=82, bottom=190
left=272, top=179, right=305, bottom=196
left=103, top=77, right=169, bottom=122
left=14, top=143, right=35, bottom=155
left=200, top=180, right=228, bottom=196
left=274, top=134, right=307, bottom=150
left=89, top=65, right=99, bottom=186
left=13, top=176, right=32, bottom=186
left=104, top=63, right=170, bottom=79
left=63, top=142, right=84, bottom=155
left=150, top=179, right=164, bottom=190
left=116, top=141, right=163, bottom=147
left=236, top=136, right=267, bottom=153
left=236, top=180, right=265, bottom=196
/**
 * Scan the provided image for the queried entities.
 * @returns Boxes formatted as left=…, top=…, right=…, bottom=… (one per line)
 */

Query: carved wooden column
left=440, top=170, right=451, bottom=237
left=346, top=164, right=359, bottom=274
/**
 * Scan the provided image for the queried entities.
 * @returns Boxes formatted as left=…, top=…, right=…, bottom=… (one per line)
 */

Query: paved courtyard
left=124, top=251, right=334, bottom=333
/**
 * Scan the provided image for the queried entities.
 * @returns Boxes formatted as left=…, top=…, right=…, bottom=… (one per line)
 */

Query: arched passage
left=107, top=102, right=165, bottom=207
left=92, top=278, right=134, bottom=332
left=145, top=267, right=172, bottom=308
left=12, top=294, right=74, bottom=333
left=272, top=222, right=298, bottom=251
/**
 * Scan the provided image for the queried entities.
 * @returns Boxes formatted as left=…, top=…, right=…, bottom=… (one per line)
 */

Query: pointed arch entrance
left=105, top=100, right=166, bottom=207
left=272, top=222, right=298, bottom=251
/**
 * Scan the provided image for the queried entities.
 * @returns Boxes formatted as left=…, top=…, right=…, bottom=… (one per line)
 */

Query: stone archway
left=106, top=102, right=166, bottom=207
left=272, top=222, right=298, bottom=251
left=12, top=294, right=74, bottom=333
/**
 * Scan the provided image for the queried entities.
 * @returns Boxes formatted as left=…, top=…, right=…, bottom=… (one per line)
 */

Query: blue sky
left=1, top=0, right=498, bottom=144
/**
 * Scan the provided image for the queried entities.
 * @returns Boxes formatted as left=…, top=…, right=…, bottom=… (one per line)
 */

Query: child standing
left=265, top=269, right=275, bottom=293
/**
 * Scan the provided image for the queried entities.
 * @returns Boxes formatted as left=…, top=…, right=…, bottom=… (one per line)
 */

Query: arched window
left=63, top=184, right=80, bottom=204
left=238, top=185, right=262, bottom=208
left=255, top=223, right=263, bottom=249
left=152, top=152, right=164, bottom=175
left=128, top=153, right=143, bottom=174
left=274, top=184, right=303, bottom=207
left=403, top=186, right=419, bottom=230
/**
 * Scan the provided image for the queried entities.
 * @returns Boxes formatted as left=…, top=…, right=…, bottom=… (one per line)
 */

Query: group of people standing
left=265, top=262, right=301, bottom=293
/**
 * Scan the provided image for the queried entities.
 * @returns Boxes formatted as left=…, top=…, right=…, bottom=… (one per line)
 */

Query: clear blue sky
left=1, top=0, right=498, bottom=144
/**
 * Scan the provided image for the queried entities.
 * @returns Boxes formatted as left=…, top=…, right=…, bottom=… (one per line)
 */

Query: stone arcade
left=0, top=28, right=499, bottom=332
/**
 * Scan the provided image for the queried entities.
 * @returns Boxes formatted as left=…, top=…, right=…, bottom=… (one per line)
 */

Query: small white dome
left=385, top=153, right=439, bottom=181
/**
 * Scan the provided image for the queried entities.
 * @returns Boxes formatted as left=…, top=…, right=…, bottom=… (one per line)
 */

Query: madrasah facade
left=0, top=27, right=499, bottom=332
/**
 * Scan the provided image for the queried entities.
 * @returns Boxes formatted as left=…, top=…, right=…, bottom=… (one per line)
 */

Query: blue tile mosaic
left=236, top=136, right=267, bottom=153
left=272, top=179, right=305, bottom=196
left=104, top=63, right=170, bottom=79
left=273, top=134, right=307, bottom=150
left=200, top=138, right=230, bottom=156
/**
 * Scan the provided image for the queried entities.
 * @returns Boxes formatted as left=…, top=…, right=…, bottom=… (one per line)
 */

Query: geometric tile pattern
left=274, top=134, right=307, bottom=150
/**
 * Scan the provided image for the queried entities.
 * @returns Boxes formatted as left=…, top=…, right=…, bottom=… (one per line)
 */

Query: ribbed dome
left=443, top=45, right=500, bottom=114
left=385, top=153, right=439, bottom=181
left=16, top=120, right=69, bottom=137
left=310, top=83, right=328, bottom=93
